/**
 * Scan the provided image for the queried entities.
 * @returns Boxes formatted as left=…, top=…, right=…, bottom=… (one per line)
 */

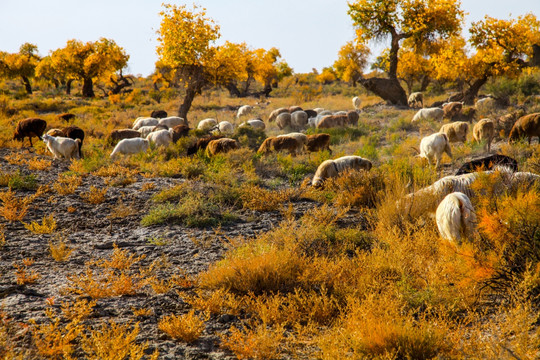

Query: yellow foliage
left=0, top=188, right=32, bottom=222
left=49, top=235, right=74, bottom=262
left=53, top=174, right=82, bottom=195
left=158, top=310, right=205, bottom=343
left=80, top=185, right=108, bottom=204
left=24, top=214, right=57, bottom=234
left=220, top=323, right=284, bottom=360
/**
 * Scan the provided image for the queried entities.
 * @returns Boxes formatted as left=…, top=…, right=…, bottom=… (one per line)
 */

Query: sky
left=1, top=0, right=539, bottom=77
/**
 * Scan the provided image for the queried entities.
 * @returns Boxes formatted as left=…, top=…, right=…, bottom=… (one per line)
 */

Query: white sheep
left=138, top=125, right=159, bottom=138
left=110, top=138, right=149, bottom=157
left=418, top=133, right=452, bottom=167
left=215, top=121, right=234, bottom=135
left=239, top=119, right=266, bottom=130
left=133, top=117, right=159, bottom=130
left=276, top=113, right=292, bottom=129
left=197, top=118, right=218, bottom=131
left=436, top=192, right=476, bottom=244
left=352, top=96, right=361, bottom=110
left=236, top=105, right=253, bottom=119
left=412, top=108, right=444, bottom=122
left=146, top=129, right=173, bottom=147
left=475, top=97, right=496, bottom=113
left=42, top=134, right=80, bottom=160
left=312, top=155, right=372, bottom=187
left=291, top=111, right=308, bottom=130
left=313, top=108, right=325, bottom=114
left=158, top=116, right=187, bottom=128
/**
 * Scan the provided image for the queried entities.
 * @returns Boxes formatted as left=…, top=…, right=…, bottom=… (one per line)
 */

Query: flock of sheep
left=9, top=93, right=540, bottom=246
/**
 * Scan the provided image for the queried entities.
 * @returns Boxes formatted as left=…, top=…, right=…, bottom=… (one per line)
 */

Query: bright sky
left=1, top=1, right=539, bottom=77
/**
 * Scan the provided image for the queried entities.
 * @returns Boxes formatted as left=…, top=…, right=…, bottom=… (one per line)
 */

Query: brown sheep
left=304, top=109, right=318, bottom=118
left=257, top=136, right=301, bottom=156
left=288, top=106, right=303, bottom=113
left=171, top=124, right=190, bottom=143
left=187, top=135, right=224, bottom=155
left=152, top=124, right=169, bottom=132
left=150, top=110, right=168, bottom=119
left=306, top=133, right=332, bottom=153
left=497, top=109, right=525, bottom=138
left=13, top=118, right=47, bottom=147
left=473, top=119, right=495, bottom=152
left=206, top=138, right=239, bottom=156
left=107, top=129, right=141, bottom=145
left=509, top=113, right=540, bottom=144
left=439, top=121, right=469, bottom=143
left=443, top=102, right=463, bottom=119
left=347, top=111, right=359, bottom=126
left=57, top=113, right=76, bottom=123
left=451, top=107, right=476, bottom=123
left=317, top=115, right=348, bottom=129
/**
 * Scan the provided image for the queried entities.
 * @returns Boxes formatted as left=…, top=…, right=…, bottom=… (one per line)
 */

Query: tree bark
left=226, top=82, right=241, bottom=97
left=82, top=77, right=95, bottom=97
left=359, top=77, right=408, bottom=106
left=66, top=79, right=73, bottom=95
left=21, top=76, right=32, bottom=94
left=462, top=77, right=489, bottom=105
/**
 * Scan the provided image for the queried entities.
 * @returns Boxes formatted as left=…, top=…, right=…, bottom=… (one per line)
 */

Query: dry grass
left=0, top=188, right=33, bottom=222
left=80, top=185, right=108, bottom=204
left=23, top=213, right=57, bottom=234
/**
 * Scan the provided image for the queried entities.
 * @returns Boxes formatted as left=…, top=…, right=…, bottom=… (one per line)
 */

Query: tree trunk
left=359, top=77, right=408, bottom=106
left=82, top=77, right=95, bottom=97
left=462, top=77, right=489, bottom=105
left=420, top=76, right=430, bottom=92
left=21, top=76, right=32, bottom=94
left=66, top=79, right=73, bottom=95
left=178, top=84, right=198, bottom=122
left=226, top=82, right=241, bottom=97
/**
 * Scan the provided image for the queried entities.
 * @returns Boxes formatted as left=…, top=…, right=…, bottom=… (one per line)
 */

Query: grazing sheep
left=138, top=125, right=159, bottom=138
left=436, top=192, right=476, bottom=244
left=455, top=154, right=518, bottom=175
left=215, top=121, right=234, bottom=135
left=110, top=138, right=149, bottom=157
left=42, top=134, right=80, bottom=160
left=442, top=102, right=463, bottom=119
left=334, top=111, right=347, bottom=116
left=239, top=119, right=266, bottom=130
left=152, top=124, right=169, bottom=132
left=46, top=129, right=64, bottom=137
left=439, top=121, right=469, bottom=143
left=13, top=118, right=47, bottom=147
left=412, top=108, right=444, bottom=122
left=418, top=133, right=452, bottom=167
left=352, top=96, right=361, bottom=110
left=317, top=115, right=348, bottom=129
left=288, top=106, right=303, bottom=113
left=508, top=113, right=540, bottom=144
left=312, top=155, right=372, bottom=187
left=472, top=119, right=495, bottom=151
left=408, top=92, right=424, bottom=108
left=319, top=110, right=333, bottom=116
left=306, top=133, right=332, bottom=153
left=237, top=105, right=253, bottom=119
left=347, top=111, right=359, bottom=126
left=304, top=109, right=318, bottom=118
left=452, top=107, right=477, bottom=123
left=187, top=135, right=224, bottom=155
left=405, top=168, right=538, bottom=213
left=206, top=138, right=239, bottom=156
left=57, top=113, right=76, bottom=123
left=268, top=107, right=289, bottom=122
left=291, top=111, right=308, bottom=130
left=277, top=132, right=307, bottom=154
left=107, top=129, right=141, bottom=144
left=151, top=110, right=168, bottom=119
left=197, top=118, right=218, bottom=131
left=276, top=113, right=292, bottom=130
left=146, top=129, right=173, bottom=147
left=257, top=136, right=302, bottom=156
left=497, top=110, right=525, bottom=138
left=158, top=116, right=186, bottom=128
left=59, top=126, right=84, bottom=158
left=307, top=116, right=321, bottom=128
left=313, top=108, right=325, bottom=114
left=171, top=124, right=190, bottom=143
left=133, top=117, right=159, bottom=130
left=475, top=97, right=497, bottom=113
